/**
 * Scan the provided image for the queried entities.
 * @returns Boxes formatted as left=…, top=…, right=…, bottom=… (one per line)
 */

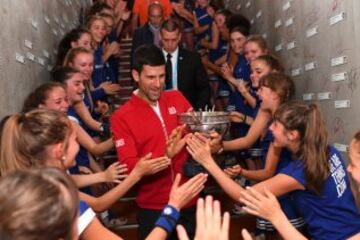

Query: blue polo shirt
left=280, top=146, right=360, bottom=240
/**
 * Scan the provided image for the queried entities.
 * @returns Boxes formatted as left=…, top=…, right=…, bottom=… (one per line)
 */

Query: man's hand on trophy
left=186, top=133, right=215, bottom=167
left=166, top=125, right=192, bottom=158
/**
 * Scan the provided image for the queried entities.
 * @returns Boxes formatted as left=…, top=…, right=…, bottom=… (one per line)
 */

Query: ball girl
left=200, top=9, right=231, bottom=109
left=187, top=102, right=360, bottom=240
left=226, top=55, right=284, bottom=175
left=87, top=15, right=119, bottom=88
left=22, top=82, right=124, bottom=188
left=188, top=73, right=308, bottom=237
left=54, top=28, right=93, bottom=72
left=0, top=109, right=207, bottom=239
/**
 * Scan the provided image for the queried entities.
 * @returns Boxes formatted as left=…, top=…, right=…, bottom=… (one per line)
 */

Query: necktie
left=165, top=53, right=173, bottom=90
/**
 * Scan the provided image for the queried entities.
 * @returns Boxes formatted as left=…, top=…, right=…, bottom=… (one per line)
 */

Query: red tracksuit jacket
left=111, top=90, right=197, bottom=209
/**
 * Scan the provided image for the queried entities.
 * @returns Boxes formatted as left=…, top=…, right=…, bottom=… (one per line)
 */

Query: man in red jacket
left=111, top=44, right=197, bottom=239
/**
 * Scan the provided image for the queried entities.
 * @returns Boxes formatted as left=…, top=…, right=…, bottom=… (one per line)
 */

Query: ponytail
left=0, top=115, right=31, bottom=176
left=0, top=110, right=72, bottom=177
left=274, top=102, right=329, bottom=194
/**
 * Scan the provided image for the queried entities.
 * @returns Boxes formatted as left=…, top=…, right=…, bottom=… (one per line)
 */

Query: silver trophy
left=178, top=111, right=230, bottom=176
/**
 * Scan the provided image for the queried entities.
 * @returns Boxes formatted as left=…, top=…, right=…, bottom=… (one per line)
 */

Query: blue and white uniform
left=256, top=128, right=305, bottom=232
left=227, top=54, right=251, bottom=142
left=92, top=45, right=105, bottom=88
left=78, top=201, right=96, bottom=235
left=194, top=7, right=212, bottom=49
left=280, top=146, right=360, bottom=240
left=67, top=107, right=93, bottom=195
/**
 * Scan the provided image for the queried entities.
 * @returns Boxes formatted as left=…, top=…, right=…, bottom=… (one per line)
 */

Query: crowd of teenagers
left=1, top=0, right=360, bottom=239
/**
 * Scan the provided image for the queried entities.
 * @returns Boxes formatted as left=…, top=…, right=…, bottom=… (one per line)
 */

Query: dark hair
left=52, top=66, right=80, bottom=84
left=255, top=55, right=284, bottom=73
left=98, top=12, right=113, bottom=20
left=22, top=82, right=66, bottom=113
left=0, top=168, right=78, bottom=240
left=161, top=19, right=181, bottom=33
left=54, top=28, right=91, bottom=70
left=215, top=8, right=231, bottom=20
left=259, top=73, right=295, bottom=103
left=87, top=2, right=112, bottom=18
left=274, top=102, right=329, bottom=195
left=226, top=14, right=250, bottom=34
left=132, top=44, right=165, bottom=73
left=230, top=26, right=250, bottom=37
left=210, top=0, right=225, bottom=10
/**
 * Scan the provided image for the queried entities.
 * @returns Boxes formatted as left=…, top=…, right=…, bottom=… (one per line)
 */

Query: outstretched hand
left=166, top=125, right=190, bottom=158
left=168, top=173, right=207, bottom=211
left=132, top=153, right=171, bottom=178
left=104, top=162, right=128, bottom=183
left=177, top=196, right=230, bottom=240
left=239, top=187, right=282, bottom=222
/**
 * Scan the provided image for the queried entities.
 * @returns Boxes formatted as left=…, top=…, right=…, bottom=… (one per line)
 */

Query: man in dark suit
left=160, top=20, right=210, bottom=110
left=131, top=2, right=164, bottom=66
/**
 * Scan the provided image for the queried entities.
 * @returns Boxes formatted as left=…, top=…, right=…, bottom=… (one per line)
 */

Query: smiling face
left=132, top=65, right=165, bottom=105
left=269, top=120, right=296, bottom=149
left=89, top=19, right=107, bottom=43
left=244, top=41, right=267, bottom=63
left=257, top=85, right=279, bottom=111
left=72, top=32, right=92, bottom=51
left=64, top=73, right=85, bottom=104
left=40, top=87, right=69, bottom=113
left=250, top=59, right=272, bottom=88
left=69, top=52, right=94, bottom=81
left=214, top=13, right=226, bottom=29
left=230, top=31, right=246, bottom=55
left=103, top=16, right=114, bottom=35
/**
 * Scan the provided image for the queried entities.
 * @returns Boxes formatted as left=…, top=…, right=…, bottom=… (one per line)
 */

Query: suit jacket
left=131, top=23, right=154, bottom=67
left=175, top=47, right=210, bottom=110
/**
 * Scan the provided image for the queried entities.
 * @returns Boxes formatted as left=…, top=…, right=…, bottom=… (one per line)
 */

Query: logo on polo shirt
left=168, top=107, right=177, bottom=115
left=115, top=139, right=125, bottom=147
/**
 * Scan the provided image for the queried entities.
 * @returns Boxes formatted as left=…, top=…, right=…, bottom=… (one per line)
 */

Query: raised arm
left=223, top=109, right=270, bottom=151
left=80, top=153, right=171, bottom=212
left=225, top=144, right=281, bottom=181
left=73, top=121, right=113, bottom=156
left=73, top=101, right=102, bottom=132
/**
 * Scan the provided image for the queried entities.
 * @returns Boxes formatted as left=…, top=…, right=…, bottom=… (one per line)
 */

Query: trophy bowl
left=177, top=111, right=230, bottom=136
left=178, top=111, right=230, bottom=177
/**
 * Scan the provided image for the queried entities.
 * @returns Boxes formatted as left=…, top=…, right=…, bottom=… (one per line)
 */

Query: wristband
left=155, top=205, right=180, bottom=234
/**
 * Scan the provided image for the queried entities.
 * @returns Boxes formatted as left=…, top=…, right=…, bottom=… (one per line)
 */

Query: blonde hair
left=86, top=15, right=106, bottom=31
left=245, top=35, right=268, bottom=53
left=63, top=47, right=92, bottom=67
left=0, top=109, right=72, bottom=177
left=0, top=168, right=78, bottom=240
